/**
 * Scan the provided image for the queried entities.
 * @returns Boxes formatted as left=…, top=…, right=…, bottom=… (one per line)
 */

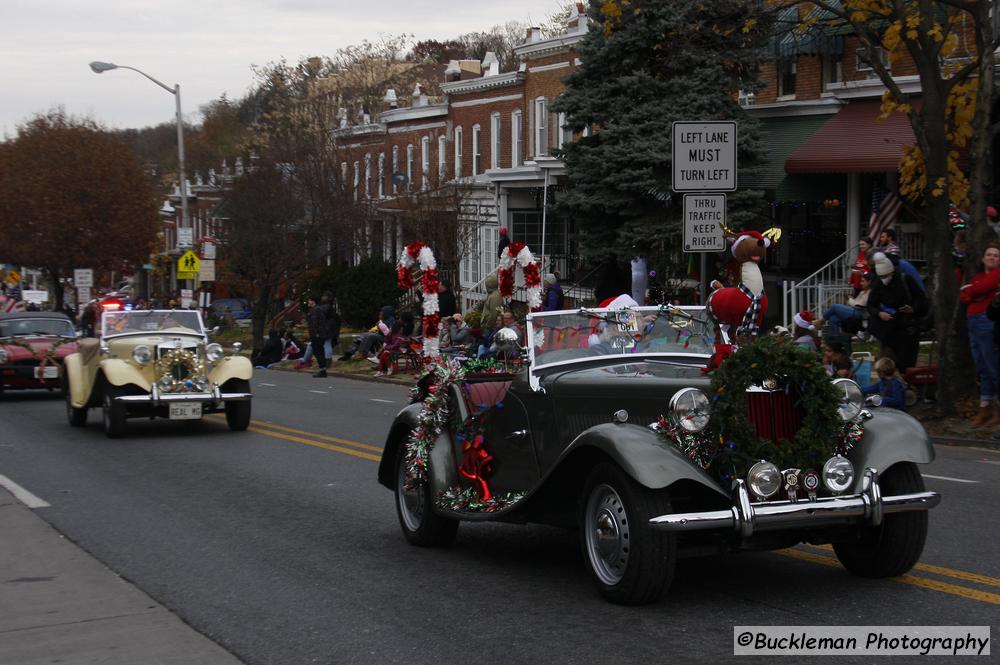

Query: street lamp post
left=89, top=61, right=190, bottom=250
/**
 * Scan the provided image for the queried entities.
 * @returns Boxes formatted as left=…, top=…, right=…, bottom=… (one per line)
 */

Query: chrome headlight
left=822, top=455, right=855, bottom=494
left=205, top=343, right=224, bottom=362
left=747, top=461, right=781, bottom=499
left=0, top=348, right=8, bottom=364
left=669, top=388, right=711, bottom=433
left=832, top=378, right=864, bottom=421
left=132, top=345, right=153, bottom=364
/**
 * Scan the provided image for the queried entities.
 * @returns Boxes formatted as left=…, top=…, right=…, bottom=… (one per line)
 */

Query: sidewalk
left=0, top=485, right=243, bottom=665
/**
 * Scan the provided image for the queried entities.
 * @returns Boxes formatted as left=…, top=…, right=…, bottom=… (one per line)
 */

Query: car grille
left=745, top=389, right=802, bottom=441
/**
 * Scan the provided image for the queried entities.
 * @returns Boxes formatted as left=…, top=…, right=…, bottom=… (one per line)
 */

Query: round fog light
left=747, top=461, right=781, bottom=499
left=158, top=375, right=174, bottom=392
left=822, top=455, right=855, bottom=494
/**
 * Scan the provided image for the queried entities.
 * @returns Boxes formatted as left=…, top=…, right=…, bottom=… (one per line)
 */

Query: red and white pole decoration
left=496, top=241, right=542, bottom=310
left=397, top=242, right=441, bottom=357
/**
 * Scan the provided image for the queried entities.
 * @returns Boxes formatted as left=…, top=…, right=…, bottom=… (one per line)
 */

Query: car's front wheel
left=580, top=462, right=676, bottom=605
left=394, top=440, right=458, bottom=547
left=65, top=379, right=87, bottom=427
left=833, top=462, right=928, bottom=577
left=224, top=380, right=252, bottom=431
left=102, top=386, right=127, bottom=438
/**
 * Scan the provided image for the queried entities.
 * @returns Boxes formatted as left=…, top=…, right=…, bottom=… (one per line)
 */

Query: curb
left=265, top=362, right=417, bottom=387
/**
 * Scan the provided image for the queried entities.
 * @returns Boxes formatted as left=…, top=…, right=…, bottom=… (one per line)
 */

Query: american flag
left=868, top=184, right=902, bottom=240
left=0, top=296, right=25, bottom=313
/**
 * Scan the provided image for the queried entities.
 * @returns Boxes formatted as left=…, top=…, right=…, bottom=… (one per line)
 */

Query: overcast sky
left=0, top=0, right=564, bottom=136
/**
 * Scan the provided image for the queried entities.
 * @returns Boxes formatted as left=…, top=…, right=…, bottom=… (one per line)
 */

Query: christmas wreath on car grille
left=705, top=335, right=845, bottom=474
left=155, top=348, right=205, bottom=392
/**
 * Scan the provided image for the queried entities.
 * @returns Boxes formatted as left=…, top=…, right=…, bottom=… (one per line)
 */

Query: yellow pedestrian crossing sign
left=177, top=251, right=200, bottom=279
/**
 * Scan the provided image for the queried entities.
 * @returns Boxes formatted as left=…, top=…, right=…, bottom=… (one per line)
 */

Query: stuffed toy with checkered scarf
left=706, top=230, right=770, bottom=339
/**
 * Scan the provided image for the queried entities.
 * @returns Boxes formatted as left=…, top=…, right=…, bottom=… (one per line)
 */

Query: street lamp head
left=89, top=61, right=118, bottom=74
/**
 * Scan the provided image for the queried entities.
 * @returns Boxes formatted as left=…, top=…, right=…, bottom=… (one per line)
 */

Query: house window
left=421, top=136, right=430, bottom=190
left=377, top=153, right=385, bottom=198
left=406, top=145, right=414, bottom=191
left=856, top=46, right=889, bottom=77
left=491, top=112, right=502, bottom=169
left=438, top=135, right=447, bottom=181
left=512, top=111, right=523, bottom=166
left=777, top=58, right=796, bottom=97
left=822, top=53, right=844, bottom=89
left=352, top=161, right=359, bottom=202
left=392, top=146, right=400, bottom=193
left=738, top=89, right=755, bottom=106
left=472, top=124, right=482, bottom=175
left=454, top=126, right=463, bottom=179
left=341, top=161, right=348, bottom=191
left=558, top=112, right=572, bottom=146
left=364, top=154, right=371, bottom=199
left=534, top=98, right=548, bottom=157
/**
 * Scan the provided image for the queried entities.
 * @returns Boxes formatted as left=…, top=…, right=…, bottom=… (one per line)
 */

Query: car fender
left=63, top=352, right=95, bottom=408
left=376, top=403, right=459, bottom=494
left=560, top=423, right=729, bottom=499
left=846, top=408, right=934, bottom=493
left=100, top=358, right=151, bottom=392
left=210, top=355, right=253, bottom=385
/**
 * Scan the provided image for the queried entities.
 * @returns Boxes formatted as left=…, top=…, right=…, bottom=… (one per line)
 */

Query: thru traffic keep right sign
left=682, top=194, right=726, bottom=252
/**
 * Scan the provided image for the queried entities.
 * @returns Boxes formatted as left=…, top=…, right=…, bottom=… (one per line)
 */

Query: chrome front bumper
left=649, top=468, right=940, bottom=538
left=114, top=385, right=252, bottom=405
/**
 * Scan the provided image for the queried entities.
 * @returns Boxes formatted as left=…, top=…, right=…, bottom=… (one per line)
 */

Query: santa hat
left=793, top=311, right=815, bottom=331
left=731, top=230, right=771, bottom=257
left=873, top=252, right=895, bottom=277
left=598, top=294, right=639, bottom=309
left=499, top=227, right=508, bottom=234
left=988, top=206, right=997, bottom=220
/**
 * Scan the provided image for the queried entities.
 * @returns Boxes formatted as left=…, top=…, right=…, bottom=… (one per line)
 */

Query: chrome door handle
left=506, top=429, right=528, bottom=440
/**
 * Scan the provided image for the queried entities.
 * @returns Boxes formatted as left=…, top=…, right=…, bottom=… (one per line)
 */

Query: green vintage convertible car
left=377, top=306, right=940, bottom=605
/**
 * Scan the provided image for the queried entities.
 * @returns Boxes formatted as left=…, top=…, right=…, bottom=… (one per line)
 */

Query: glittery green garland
left=436, top=486, right=526, bottom=513
left=1, top=336, right=75, bottom=359
left=403, top=360, right=465, bottom=490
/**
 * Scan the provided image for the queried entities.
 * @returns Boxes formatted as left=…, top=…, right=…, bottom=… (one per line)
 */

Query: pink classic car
left=0, top=312, right=79, bottom=395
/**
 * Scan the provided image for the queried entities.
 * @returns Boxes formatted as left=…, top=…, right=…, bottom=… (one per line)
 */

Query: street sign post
left=682, top=194, right=726, bottom=252
left=199, top=259, right=215, bottom=282
left=77, top=286, right=91, bottom=304
left=671, top=121, right=737, bottom=192
left=177, top=227, right=194, bottom=248
left=73, top=269, right=93, bottom=288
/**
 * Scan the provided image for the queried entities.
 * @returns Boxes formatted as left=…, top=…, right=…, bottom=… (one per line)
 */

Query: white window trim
left=406, top=144, right=414, bottom=191
left=377, top=153, right=385, bottom=198
left=472, top=124, right=482, bottom=176
left=421, top=136, right=430, bottom=190
left=534, top=97, right=548, bottom=158
left=352, top=161, right=359, bottom=202
left=454, top=126, right=463, bottom=179
left=364, top=154, right=372, bottom=199
left=391, top=146, right=400, bottom=194
left=490, top=112, right=501, bottom=170
left=512, top=110, right=523, bottom=166
left=438, top=135, right=447, bottom=182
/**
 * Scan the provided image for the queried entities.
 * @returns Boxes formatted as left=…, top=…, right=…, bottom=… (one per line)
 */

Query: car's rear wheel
left=102, top=386, right=127, bottom=438
left=394, top=440, right=458, bottom=547
left=581, top=462, right=676, bottom=605
left=224, top=380, right=252, bottom=431
left=833, top=462, right=928, bottom=578
left=65, top=378, right=87, bottom=427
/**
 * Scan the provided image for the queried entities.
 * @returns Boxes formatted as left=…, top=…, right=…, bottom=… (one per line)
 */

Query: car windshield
left=528, top=306, right=714, bottom=367
left=102, top=310, right=204, bottom=337
left=0, top=318, right=75, bottom=338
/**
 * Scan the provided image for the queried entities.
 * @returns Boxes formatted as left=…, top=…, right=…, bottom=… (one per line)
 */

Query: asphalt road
left=0, top=371, right=998, bottom=665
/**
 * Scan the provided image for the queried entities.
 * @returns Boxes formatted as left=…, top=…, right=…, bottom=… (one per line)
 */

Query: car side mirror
left=209, top=326, right=220, bottom=337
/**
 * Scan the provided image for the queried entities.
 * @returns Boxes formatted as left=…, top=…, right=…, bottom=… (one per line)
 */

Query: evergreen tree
left=554, top=0, right=773, bottom=262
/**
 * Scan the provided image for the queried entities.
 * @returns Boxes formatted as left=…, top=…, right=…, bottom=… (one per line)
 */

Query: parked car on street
left=62, top=309, right=252, bottom=437
left=0, top=312, right=79, bottom=396
left=209, top=298, right=252, bottom=322
left=377, top=305, right=941, bottom=605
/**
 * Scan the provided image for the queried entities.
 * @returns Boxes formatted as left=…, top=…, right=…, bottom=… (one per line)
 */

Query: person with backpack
left=866, top=252, right=928, bottom=372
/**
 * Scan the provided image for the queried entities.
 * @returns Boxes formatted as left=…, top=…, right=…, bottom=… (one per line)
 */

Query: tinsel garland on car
left=403, top=358, right=526, bottom=513
left=651, top=335, right=862, bottom=477
left=1, top=336, right=75, bottom=358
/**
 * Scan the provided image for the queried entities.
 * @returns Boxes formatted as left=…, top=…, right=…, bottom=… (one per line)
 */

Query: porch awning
left=785, top=100, right=917, bottom=174
left=745, top=114, right=835, bottom=191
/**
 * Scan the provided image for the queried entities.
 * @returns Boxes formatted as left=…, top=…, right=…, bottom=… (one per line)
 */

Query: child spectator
left=373, top=321, right=404, bottom=377
left=862, top=357, right=907, bottom=410
left=793, top=311, right=818, bottom=352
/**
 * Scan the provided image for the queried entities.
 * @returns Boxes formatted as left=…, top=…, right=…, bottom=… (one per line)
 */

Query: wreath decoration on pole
left=397, top=242, right=441, bottom=357
left=496, top=241, right=543, bottom=310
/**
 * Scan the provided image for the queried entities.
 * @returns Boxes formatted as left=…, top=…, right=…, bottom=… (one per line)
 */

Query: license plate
left=168, top=403, right=202, bottom=420
left=34, top=366, right=58, bottom=379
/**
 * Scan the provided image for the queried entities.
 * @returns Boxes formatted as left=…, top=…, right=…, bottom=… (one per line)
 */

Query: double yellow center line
left=213, top=415, right=1000, bottom=607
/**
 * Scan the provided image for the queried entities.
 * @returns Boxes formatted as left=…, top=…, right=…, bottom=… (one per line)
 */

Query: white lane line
left=309, top=390, right=328, bottom=394
left=0, top=475, right=51, bottom=508
left=371, top=398, right=395, bottom=404
left=923, top=473, right=979, bottom=484
left=258, top=382, right=277, bottom=387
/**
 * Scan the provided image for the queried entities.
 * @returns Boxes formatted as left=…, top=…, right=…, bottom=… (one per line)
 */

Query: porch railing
left=781, top=245, right=857, bottom=330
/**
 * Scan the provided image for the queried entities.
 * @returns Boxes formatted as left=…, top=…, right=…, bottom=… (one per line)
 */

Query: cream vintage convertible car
left=63, top=309, right=252, bottom=437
